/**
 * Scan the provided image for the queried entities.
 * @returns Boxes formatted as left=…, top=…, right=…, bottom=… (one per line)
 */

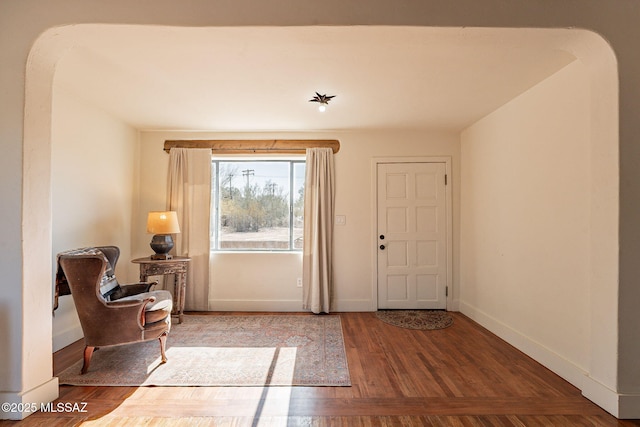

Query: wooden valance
left=163, top=139, right=340, bottom=155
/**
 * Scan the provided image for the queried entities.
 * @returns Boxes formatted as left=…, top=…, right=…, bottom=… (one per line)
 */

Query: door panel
left=416, top=206, right=438, bottom=232
left=416, top=240, right=438, bottom=267
left=387, top=241, right=408, bottom=267
left=416, top=274, right=438, bottom=300
left=386, top=207, right=408, bottom=233
left=387, top=275, right=409, bottom=300
left=377, top=162, right=447, bottom=309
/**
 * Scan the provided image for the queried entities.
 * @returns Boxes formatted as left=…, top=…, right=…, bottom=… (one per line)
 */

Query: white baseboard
left=332, top=299, right=374, bottom=312
left=208, top=299, right=374, bottom=312
left=209, top=299, right=304, bottom=312
left=582, top=375, right=640, bottom=419
left=460, top=302, right=610, bottom=412
left=0, top=377, right=59, bottom=420
left=459, top=302, right=587, bottom=384
left=581, top=374, right=620, bottom=417
left=458, top=301, right=630, bottom=418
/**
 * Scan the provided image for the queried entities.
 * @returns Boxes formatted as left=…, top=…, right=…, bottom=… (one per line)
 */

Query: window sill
left=211, top=250, right=302, bottom=255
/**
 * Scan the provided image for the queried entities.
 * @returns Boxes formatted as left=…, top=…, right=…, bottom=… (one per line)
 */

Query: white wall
left=136, top=130, right=460, bottom=312
left=51, top=87, right=139, bottom=351
left=460, top=61, right=591, bottom=380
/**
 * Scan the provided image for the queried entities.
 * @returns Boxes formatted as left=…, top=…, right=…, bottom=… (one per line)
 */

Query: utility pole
left=266, top=182, right=277, bottom=195
left=242, top=169, right=254, bottom=187
left=227, top=173, right=234, bottom=199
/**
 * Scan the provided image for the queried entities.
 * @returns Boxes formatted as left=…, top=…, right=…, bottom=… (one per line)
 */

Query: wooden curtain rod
left=163, top=139, right=340, bottom=154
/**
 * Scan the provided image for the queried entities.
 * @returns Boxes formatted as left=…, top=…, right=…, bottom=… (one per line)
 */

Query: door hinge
left=445, top=174, right=448, bottom=185
left=446, top=286, right=448, bottom=297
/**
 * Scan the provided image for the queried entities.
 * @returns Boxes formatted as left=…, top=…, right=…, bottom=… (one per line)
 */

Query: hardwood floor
left=4, top=312, right=640, bottom=426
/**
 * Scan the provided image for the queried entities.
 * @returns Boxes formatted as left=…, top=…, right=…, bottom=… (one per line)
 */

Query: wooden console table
left=131, top=256, right=191, bottom=324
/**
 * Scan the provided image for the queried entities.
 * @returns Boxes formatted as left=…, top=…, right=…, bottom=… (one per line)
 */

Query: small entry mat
left=376, top=310, right=453, bottom=330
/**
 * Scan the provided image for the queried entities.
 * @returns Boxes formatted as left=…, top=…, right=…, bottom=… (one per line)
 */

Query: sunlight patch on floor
left=80, top=347, right=296, bottom=424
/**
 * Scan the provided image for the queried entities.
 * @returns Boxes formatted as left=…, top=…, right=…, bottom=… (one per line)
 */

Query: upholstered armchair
left=58, top=246, right=172, bottom=374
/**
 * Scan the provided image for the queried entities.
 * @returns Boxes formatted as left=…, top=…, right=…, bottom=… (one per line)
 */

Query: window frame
left=211, top=157, right=305, bottom=252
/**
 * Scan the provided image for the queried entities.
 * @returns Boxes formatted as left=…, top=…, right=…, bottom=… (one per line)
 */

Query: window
left=211, top=159, right=305, bottom=251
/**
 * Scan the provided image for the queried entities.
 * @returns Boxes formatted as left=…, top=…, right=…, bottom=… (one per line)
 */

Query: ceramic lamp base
left=150, top=234, right=174, bottom=260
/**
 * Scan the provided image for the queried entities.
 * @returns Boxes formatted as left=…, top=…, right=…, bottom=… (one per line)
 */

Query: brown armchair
left=58, top=247, right=172, bottom=374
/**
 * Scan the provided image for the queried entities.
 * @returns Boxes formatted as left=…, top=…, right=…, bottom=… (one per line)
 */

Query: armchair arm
left=107, top=295, right=157, bottom=327
left=105, top=298, right=147, bottom=308
left=110, top=281, right=158, bottom=300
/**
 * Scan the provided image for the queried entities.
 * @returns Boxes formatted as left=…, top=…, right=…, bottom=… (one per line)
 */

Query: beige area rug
left=376, top=310, right=454, bottom=330
left=58, top=315, right=350, bottom=387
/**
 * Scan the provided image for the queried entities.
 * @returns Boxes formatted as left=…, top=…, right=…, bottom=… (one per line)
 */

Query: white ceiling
left=53, top=26, right=577, bottom=132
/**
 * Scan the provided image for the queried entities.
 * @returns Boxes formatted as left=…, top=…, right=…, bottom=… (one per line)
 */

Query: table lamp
left=147, top=211, right=181, bottom=260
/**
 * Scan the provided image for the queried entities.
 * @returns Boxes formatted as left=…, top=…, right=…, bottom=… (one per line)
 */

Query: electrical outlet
left=297, top=278, right=303, bottom=287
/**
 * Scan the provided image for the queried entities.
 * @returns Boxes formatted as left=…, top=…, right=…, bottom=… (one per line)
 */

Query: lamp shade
left=147, top=211, right=181, bottom=234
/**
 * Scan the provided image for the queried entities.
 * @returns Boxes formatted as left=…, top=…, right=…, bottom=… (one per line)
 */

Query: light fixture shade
left=147, top=211, right=181, bottom=234
left=309, top=92, right=335, bottom=112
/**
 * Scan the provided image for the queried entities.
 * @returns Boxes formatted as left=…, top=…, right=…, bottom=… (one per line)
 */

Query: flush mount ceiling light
left=309, top=92, right=335, bottom=112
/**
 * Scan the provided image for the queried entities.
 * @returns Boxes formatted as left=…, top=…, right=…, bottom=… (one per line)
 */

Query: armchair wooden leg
left=159, top=333, right=168, bottom=363
left=81, top=346, right=95, bottom=375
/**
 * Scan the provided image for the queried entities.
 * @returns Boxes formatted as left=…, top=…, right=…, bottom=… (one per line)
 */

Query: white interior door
left=377, top=162, right=448, bottom=309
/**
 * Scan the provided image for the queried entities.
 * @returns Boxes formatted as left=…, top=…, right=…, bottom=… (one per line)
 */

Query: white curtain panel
left=302, top=147, right=335, bottom=314
left=167, top=148, right=212, bottom=311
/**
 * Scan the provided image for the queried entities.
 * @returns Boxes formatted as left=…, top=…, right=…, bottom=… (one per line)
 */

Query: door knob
left=379, top=244, right=386, bottom=250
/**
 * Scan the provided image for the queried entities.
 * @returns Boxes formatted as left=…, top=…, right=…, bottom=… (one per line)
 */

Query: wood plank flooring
left=4, top=312, right=640, bottom=426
